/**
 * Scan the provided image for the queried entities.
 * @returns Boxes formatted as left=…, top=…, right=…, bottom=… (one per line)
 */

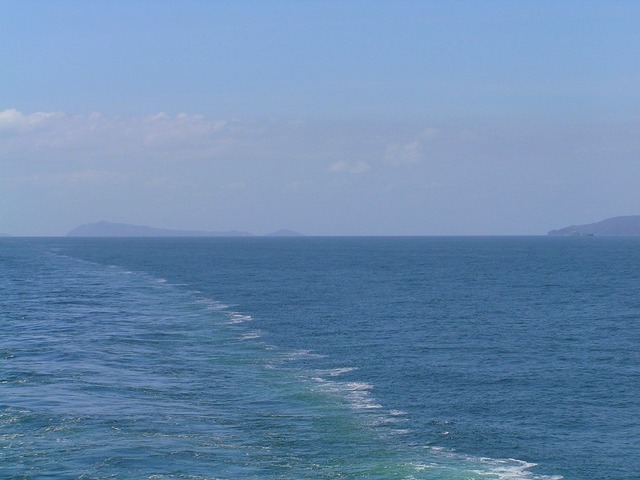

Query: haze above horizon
left=2, top=1, right=639, bottom=236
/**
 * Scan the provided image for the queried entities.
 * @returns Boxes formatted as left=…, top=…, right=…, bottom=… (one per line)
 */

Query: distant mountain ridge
left=67, top=221, right=303, bottom=237
left=265, top=229, right=305, bottom=237
left=548, top=215, right=640, bottom=236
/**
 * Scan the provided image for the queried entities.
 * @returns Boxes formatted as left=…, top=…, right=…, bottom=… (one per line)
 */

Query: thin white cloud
left=227, top=181, right=248, bottom=191
left=384, top=128, right=440, bottom=165
left=351, top=161, right=371, bottom=173
left=0, top=109, right=229, bottom=156
left=5, top=170, right=129, bottom=187
left=328, top=160, right=370, bottom=174
left=424, top=181, right=456, bottom=189
left=146, top=176, right=191, bottom=189
left=140, top=112, right=226, bottom=147
left=420, top=127, right=440, bottom=139
left=328, top=161, right=348, bottom=173
left=385, top=141, right=422, bottom=165
left=0, top=109, right=64, bottom=130
left=287, top=180, right=306, bottom=192
left=1, top=110, right=447, bottom=177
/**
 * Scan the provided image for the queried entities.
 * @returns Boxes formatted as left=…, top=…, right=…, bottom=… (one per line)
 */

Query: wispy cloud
left=328, top=160, right=370, bottom=174
left=0, top=109, right=232, bottom=157
left=5, top=170, right=129, bottom=187
left=384, top=128, right=439, bottom=165
left=385, top=141, right=422, bottom=165
left=0, top=109, right=64, bottom=130
left=227, top=181, right=248, bottom=191
left=1, top=110, right=450, bottom=175
left=145, top=176, right=192, bottom=189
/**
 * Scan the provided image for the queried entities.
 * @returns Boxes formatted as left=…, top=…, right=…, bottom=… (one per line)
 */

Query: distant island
left=264, top=229, right=305, bottom=237
left=548, top=215, right=640, bottom=236
left=67, top=221, right=303, bottom=237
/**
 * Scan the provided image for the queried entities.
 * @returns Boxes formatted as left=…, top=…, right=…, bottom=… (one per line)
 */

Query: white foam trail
left=390, top=409, right=407, bottom=416
left=228, top=313, right=252, bottom=324
left=195, top=298, right=228, bottom=311
left=283, top=349, right=326, bottom=360
left=312, top=378, right=383, bottom=410
left=411, top=450, right=563, bottom=480
left=240, top=331, right=261, bottom=340
left=315, top=367, right=358, bottom=377
left=474, top=458, right=563, bottom=480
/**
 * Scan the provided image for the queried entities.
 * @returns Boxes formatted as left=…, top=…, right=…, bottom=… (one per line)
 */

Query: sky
left=1, top=0, right=640, bottom=236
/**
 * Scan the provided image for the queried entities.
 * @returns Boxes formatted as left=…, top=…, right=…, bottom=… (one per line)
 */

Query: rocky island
left=67, top=221, right=303, bottom=237
left=548, top=215, right=640, bottom=236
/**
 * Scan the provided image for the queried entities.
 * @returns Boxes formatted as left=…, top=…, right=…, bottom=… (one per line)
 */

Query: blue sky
left=2, top=1, right=639, bottom=235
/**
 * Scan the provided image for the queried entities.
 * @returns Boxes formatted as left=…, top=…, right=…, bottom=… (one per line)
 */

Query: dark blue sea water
left=1, top=237, right=639, bottom=479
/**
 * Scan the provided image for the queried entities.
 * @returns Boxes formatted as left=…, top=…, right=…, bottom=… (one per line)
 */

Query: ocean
left=1, top=237, right=638, bottom=479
